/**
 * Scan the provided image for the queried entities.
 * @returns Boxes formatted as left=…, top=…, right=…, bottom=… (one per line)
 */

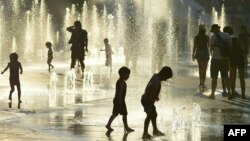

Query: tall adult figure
left=238, top=25, right=250, bottom=77
left=224, top=26, right=246, bottom=99
left=192, top=25, right=210, bottom=91
left=67, top=21, right=88, bottom=78
left=209, top=24, right=232, bottom=100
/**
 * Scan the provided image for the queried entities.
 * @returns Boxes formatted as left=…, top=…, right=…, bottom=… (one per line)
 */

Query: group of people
left=0, top=21, right=114, bottom=106
left=192, top=24, right=249, bottom=100
left=1, top=20, right=249, bottom=140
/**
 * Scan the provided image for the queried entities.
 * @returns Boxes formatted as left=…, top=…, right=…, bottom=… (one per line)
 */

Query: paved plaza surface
left=0, top=53, right=250, bottom=141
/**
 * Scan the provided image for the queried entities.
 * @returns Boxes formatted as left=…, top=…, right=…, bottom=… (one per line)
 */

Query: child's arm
left=19, top=63, right=23, bottom=74
left=1, top=64, right=10, bottom=74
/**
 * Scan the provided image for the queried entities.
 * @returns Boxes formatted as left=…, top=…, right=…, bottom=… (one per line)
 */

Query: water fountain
left=64, top=69, right=76, bottom=94
left=0, top=1, right=234, bottom=140
left=49, top=72, right=57, bottom=107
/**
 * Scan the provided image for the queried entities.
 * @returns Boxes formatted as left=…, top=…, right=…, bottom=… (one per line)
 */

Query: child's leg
left=143, top=111, right=152, bottom=135
left=48, top=64, right=50, bottom=72
left=123, top=115, right=134, bottom=132
left=106, top=113, right=118, bottom=130
left=9, top=82, right=15, bottom=101
left=16, top=82, right=21, bottom=102
left=50, top=59, right=54, bottom=68
left=47, top=60, right=51, bottom=71
left=50, top=63, right=54, bottom=69
left=151, top=110, right=158, bottom=131
left=151, top=109, right=165, bottom=136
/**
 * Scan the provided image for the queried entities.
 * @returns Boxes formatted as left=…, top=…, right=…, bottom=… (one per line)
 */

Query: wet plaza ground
left=0, top=53, right=250, bottom=141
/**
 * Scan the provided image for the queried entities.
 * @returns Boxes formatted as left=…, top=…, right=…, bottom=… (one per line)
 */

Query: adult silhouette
left=67, top=21, right=88, bottom=77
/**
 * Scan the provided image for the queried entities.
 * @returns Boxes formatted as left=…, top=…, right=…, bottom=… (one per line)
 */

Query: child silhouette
left=106, top=67, right=134, bottom=133
left=1, top=53, right=23, bottom=104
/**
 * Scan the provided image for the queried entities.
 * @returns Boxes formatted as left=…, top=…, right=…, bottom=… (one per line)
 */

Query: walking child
left=141, top=66, right=173, bottom=140
left=100, top=38, right=114, bottom=72
left=46, top=42, right=54, bottom=72
left=1, top=53, right=23, bottom=104
left=106, top=67, right=134, bottom=133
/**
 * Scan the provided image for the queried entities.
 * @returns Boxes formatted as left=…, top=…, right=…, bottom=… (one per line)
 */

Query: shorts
left=210, top=59, right=229, bottom=79
left=141, top=100, right=156, bottom=112
left=112, top=103, right=127, bottom=115
left=230, top=58, right=245, bottom=69
left=195, top=50, right=209, bottom=60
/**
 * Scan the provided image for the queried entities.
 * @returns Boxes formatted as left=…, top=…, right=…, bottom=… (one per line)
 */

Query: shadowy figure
left=106, top=67, right=134, bottom=133
left=221, top=27, right=232, bottom=97
left=209, top=24, right=232, bottom=100
left=67, top=21, right=88, bottom=78
left=192, top=24, right=210, bottom=92
left=100, top=38, right=114, bottom=73
left=1, top=53, right=23, bottom=104
left=238, top=25, right=250, bottom=77
left=224, top=26, right=246, bottom=99
left=141, top=66, right=173, bottom=140
left=46, top=42, right=54, bottom=72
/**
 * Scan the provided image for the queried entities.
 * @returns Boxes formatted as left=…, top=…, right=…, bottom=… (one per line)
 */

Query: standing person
left=46, top=42, right=54, bottom=72
left=100, top=38, right=114, bottom=72
left=106, top=67, right=134, bottom=133
left=67, top=21, right=88, bottom=78
left=192, top=24, right=210, bottom=91
left=141, top=66, right=173, bottom=140
left=224, top=26, right=246, bottom=99
left=238, top=25, right=250, bottom=76
left=1, top=53, right=23, bottom=104
left=209, top=24, right=232, bottom=100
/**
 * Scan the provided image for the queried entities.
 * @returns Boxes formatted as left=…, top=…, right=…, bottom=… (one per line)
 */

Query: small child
left=106, top=67, right=134, bottom=133
left=100, top=38, right=114, bottom=72
left=141, top=66, right=173, bottom=140
left=1, top=53, right=23, bottom=104
left=46, top=42, right=54, bottom=72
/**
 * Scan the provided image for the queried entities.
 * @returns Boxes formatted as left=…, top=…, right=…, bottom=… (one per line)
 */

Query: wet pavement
left=0, top=53, right=250, bottom=141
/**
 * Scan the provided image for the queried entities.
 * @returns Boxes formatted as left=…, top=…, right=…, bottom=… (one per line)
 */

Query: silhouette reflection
left=105, top=130, right=131, bottom=141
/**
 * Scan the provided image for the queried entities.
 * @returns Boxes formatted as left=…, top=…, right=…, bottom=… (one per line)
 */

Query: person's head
left=74, top=21, right=82, bottom=29
left=239, top=25, right=247, bottom=33
left=210, top=24, right=220, bottom=33
left=223, top=26, right=233, bottom=35
left=158, top=66, right=173, bottom=81
left=9, top=53, right=18, bottom=62
left=198, top=25, right=206, bottom=35
left=118, top=67, right=130, bottom=81
left=104, top=38, right=109, bottom=44
left=45, top=42, right=52, bottom=48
